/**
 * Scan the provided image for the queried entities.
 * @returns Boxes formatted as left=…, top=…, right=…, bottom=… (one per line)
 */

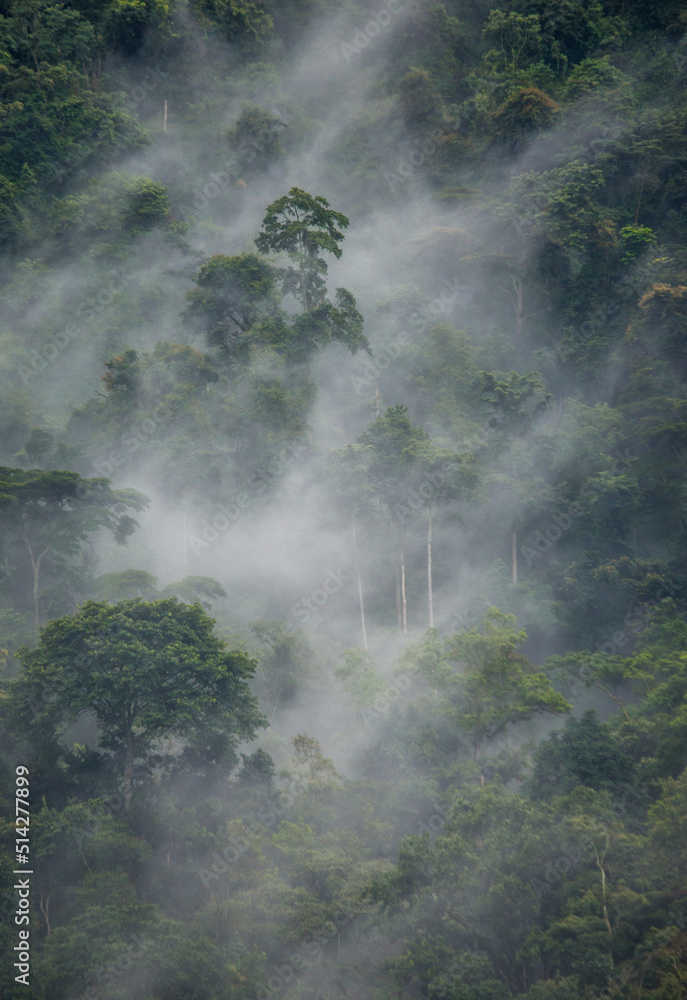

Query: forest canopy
left=1, top=0, right=687, bottom=998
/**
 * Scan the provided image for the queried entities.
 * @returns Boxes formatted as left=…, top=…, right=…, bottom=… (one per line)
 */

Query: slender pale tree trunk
left=513, top=276, right=523, bottom=338
left=511, top=524, right=518, bottom=585
left=427, top=508, right=434, bottom=628
left=20, top=530, right=50, bottom=628
left=352, top=516, right=368, bottom=651
left=357, top=570, right=368, bottom=651
left=400, top=549, right=407, bottom=634
left=595, top=842, right=613, bottom=955
left=396, top=563, right=402, bottom=629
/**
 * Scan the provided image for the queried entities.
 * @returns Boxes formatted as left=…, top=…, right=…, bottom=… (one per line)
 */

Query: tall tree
left=9, top=598, right=265, bottom=794
left=444, top=608, right=570, bottom=775
left=0, top=468, right=149, bottom=627
left=255, top=187, right=349, bottom=313
left=357, top=406, right=477, bottom=632
left=358, top=406, right=432, bottom=633
left=255, top=187, right=368, bottom=356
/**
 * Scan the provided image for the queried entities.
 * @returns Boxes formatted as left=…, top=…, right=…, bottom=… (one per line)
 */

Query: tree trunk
left=21, top=530, right=50, bottom=629
left=357, top=569, right=368, bottom=651
left=511, top=524, right=518, bottom=585
left=400, top=550, right=407, bottom=634
left=396, top=563, right=402, bottom=630
left=39, top=894, right=51, bottom=936
left=352, top=516, right=368, bottom=650
left=513, top=276, right=523, bottom=338
left=427, top=509, right=434, bottom=628
left=595, top=845, right=613, bottom=946
left=473, top=731, right=486, bottom=785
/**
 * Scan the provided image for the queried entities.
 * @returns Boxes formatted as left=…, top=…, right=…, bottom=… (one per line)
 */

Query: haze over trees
left=1, top=1, right=687, bottom=998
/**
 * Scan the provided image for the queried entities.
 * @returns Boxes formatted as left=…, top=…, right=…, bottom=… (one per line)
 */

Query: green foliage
left=122, top=176, right=169, bottom=233
left=9, top=598, right=265, bottom=784
left=190, top=0, right=274, bottom=48
left=255, top=186, right=349, bottom=311
left=1, top=3, right=687, bottom=998
left=529, top=710, right=634, bottom=797
left=228, top=103, right=286, bottom=176
left=250, top=619, right=315, bottom=719
left=619, top=223, right=654, bottom=263
left=0, top=466, right=149, bottom=624
left=444, top=608, right=570, bottom=761
left=492, top=86, right=560, bottom=151
left=185, top=252, right=280, bottom=355
left=482, top=9, right=543, bottom=73
left=398, top=67, right=444, bottom=128
left=335, top=647, right=388, bottom=710
left=103, top=0, right=172, bottom=54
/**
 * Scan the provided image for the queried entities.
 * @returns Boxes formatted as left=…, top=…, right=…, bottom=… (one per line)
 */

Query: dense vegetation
left=1, top=0, right=687, bottom=997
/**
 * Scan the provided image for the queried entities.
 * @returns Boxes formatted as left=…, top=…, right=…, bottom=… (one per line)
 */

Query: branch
left=592, top=681, right=631, bottom=722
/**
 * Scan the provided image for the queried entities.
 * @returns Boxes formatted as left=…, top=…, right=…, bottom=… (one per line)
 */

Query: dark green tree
left=0, top=468, right=149, bottom=627
left=9, top=598, right=265, bottom=792
left=254, top=186, right=350, bottom=313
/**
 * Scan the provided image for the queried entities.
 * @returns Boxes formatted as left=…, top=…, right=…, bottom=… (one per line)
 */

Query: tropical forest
left=1, top=0, right=687, bottom=997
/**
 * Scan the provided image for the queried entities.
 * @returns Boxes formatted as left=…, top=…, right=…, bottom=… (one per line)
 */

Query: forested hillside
left=1, top=1, right=687, bottom=997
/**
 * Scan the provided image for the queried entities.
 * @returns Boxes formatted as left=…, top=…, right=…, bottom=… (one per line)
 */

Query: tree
left=482, top=9, right=542, bottom=73
left=104, top=0, right=172, bottom=54
left=325, top=444, right=378, bottom=648
left=184, top=253, right=280, bottom=356
left=3, top=1, right=97, bottom=70
left=398, top=67, right=444, bottom=129
left=254, top=187, right=350, bottom=314
left=250, top=619, right=315, bottom=722
left=357, top=405, right=432, bottom=633
left=94, top=571, right=227, bottom=610
left=0, top=468, right=149, bottom=627
left=9, top=599, right=265, bottom=794
left=102, top=348, right=141, bottom=404
left=479, top=371, right=553, bottom=583
left=190, top=0, right=274, bottom=49
left=492, top=87, right=561, bottom=153
left=444, top=609, right=570, bottom=772
left=355, top=404, right=478, bottom=631
left=528, top=711, right=634, bottom=799
left=227, top=103, right=287, bottom=177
